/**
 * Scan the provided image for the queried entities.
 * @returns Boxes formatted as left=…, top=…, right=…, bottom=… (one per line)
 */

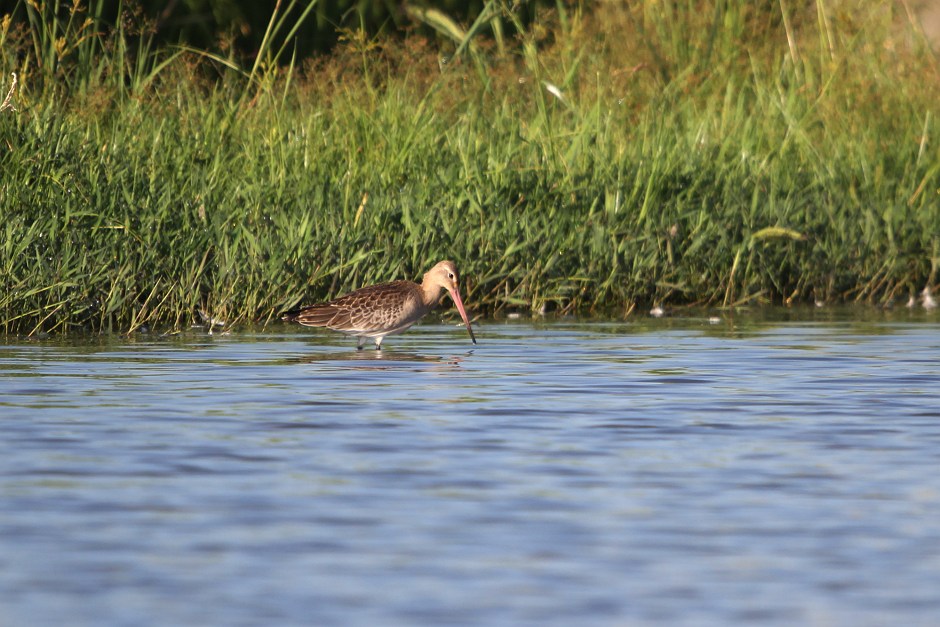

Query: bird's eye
left=448, top=273, right=455, bottom=279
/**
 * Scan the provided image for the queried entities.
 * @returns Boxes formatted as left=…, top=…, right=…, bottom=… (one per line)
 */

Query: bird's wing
left=285, top=281, right=421, bottom=334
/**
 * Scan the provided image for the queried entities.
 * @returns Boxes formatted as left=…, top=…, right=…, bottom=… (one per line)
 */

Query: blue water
left=2, top=311, right=940, bottom=626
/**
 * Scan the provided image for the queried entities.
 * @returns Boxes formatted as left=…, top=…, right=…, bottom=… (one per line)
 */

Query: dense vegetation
left=1, top=1, right=938, bottom=334
left=0, top=0, right=557, bottom=55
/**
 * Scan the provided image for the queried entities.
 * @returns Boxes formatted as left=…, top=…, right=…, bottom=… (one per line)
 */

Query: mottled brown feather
left=285, top=280, right=427, bottom=336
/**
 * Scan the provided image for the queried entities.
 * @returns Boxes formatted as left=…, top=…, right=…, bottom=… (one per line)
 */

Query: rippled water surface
left=2, top=311, right=940, bottom=626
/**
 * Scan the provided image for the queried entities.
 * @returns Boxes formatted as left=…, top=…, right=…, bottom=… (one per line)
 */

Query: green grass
left=1, top=0, right=939, bottom=334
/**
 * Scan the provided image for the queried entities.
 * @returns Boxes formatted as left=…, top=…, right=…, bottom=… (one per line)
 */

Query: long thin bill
left=449, top=288, right=477, bottom=344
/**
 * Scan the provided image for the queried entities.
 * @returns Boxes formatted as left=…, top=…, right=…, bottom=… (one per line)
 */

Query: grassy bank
left=1, top=1, right=939, bottom=335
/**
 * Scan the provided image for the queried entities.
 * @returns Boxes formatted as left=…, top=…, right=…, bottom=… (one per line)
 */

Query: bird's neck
left=420, top=278, right=443, bottom=309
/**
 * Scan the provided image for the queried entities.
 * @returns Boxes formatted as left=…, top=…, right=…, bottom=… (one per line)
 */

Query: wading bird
left=282, top=260, right=477, bottom=349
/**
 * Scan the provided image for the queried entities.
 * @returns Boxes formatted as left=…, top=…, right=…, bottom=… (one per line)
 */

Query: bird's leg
left=357, top=336, right=365, bottom=351
left=374, top=336, right=384, bottom=350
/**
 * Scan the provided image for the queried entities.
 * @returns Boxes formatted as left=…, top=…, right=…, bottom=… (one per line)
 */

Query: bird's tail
left=280, top=309, right=303, bottom=322
left=281, top=304, right=337, bottom=328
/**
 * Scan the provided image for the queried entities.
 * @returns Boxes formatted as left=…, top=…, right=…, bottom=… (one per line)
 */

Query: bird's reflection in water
left=292, top=349, right=469, bottom=370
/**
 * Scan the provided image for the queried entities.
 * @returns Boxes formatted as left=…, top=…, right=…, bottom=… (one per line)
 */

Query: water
left=2, top=311, right=940, bottom=626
